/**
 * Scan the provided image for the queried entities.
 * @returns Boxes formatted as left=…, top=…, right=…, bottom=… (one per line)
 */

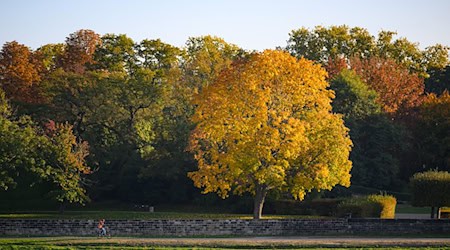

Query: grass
left=0, top=203, right=443, bottom=220
left=396, top=204, right=450, bottom=213
left=0, top=210, right=324, bottom=220
left=1, top=237, right=450, bottom=249
left=396, top=204, right=430, bottom=214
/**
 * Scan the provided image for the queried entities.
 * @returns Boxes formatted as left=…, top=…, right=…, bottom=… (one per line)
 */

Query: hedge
left=337, top=194, right=397, bottom=218
left=264, top=199, right=343, bottom=216
left=410, top=170, right=450, bottom=208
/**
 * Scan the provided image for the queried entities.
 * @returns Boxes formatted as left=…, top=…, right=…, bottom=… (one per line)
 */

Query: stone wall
left=1, top=218, right=449, bottom=236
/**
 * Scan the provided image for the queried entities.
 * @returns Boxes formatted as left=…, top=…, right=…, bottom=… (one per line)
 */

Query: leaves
left=188, top=50, right=352, bottom=203
left=0, top=90, right=90, bottom=203
left=0, top=41, right=43, bottom=103
left=350, top=56, right=424, bottom=114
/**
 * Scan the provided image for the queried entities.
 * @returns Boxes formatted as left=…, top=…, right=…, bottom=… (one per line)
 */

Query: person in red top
left=98, top=219, right=106, bottom=237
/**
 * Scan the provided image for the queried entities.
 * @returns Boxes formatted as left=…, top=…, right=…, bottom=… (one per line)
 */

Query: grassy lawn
left=396, top=204, right=450, bottom=214
left=395, top=204, right=430, bottom=214
left=1, top=237, right=450, bottom=249
left=0, top=210, right=324, bottom=220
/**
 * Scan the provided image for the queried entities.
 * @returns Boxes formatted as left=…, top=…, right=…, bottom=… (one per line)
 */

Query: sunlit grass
left=0, top=210, right=323, bottom=220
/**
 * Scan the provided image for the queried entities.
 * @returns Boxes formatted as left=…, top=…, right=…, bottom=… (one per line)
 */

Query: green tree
left=425, top=66, right=450, bottom=95
left=38, top=121, right=91, bottom=209
left=188, top=50, right=352, bottom=219
left=287, top=26, right=448, bottom=77
left=92, top=34, right=136, bottom=74
left=0, top=89, right=90, bottom=207
left=331, top=70, right=405, bottom=189
left=414, top=92, right=450, bottom=172
left=287, top=25, right=375, bottom=63
left=0, top=90, right=38, bottom=190
left=331, top=69, right=380, bottom=120
left=36, top=43, right=65, bottom=72
left=182, top=35, right=245, bottom=94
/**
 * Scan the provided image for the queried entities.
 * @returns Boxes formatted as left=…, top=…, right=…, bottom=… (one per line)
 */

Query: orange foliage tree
left=59, top=29, right=101, bottom=74
left=351, top=56, right=424, bottom=114
left=188, top=50, right=352, bottom=219
left=0, top=41, right=43, bottom=103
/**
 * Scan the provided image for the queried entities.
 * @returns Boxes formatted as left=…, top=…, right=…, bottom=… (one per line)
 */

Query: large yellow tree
left=188, top=50, right=352, bottom=219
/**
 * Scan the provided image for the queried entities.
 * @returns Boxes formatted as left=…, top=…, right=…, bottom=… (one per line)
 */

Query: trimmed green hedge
left=410, top=170, right=450, bottom=207
left=337, top=194, right=397, bottom=218
left=264, top=199, right=343, bottom=216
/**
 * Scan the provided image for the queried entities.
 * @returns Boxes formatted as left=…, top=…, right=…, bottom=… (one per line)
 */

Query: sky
left=1, top=0, right=449, bottom=51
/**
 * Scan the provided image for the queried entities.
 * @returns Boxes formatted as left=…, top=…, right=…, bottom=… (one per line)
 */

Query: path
left=395, top=213, right=431, bottom=219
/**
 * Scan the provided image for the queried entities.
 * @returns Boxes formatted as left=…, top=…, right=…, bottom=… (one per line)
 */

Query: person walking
left=97, top=219, right=107, bottom=237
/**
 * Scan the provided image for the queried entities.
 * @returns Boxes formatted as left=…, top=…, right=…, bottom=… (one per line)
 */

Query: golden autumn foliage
left=0, top=41, right=43, bottom=103
left=188, top=50, right=352, bottom=218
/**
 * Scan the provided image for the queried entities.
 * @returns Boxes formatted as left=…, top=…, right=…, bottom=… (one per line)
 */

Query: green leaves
left=287, top=25, right=449, bottom=78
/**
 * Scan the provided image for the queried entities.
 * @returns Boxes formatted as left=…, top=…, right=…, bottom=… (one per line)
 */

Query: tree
left=410, top=170, right=450, bottom=218
left=137, top=39, right=181, bottom=72
left=324, top=56, right=348, bottom=80
left=188, top=50, right=352, bottom=219
left=330, top=69, right=380, bottom=120
left=38, top=122, right=91, bottom=209
left=422, top=45, right=449, bottom=72
left=0, top=89, right=90, bottom=207
left=350, top=56, right=424, bottom=114
left=331, top=70, right=405, bottom=189
left=425, top=66, right=450, bottom=95
left=182, top=35, right=245, bottom=94
left=287, top=26, right=448, bottom=77
left=0, top=41, right=43, bottom=103
left=92, top=34, right=136, bottom=74
left=287, top=25, right=376, bottom=63
left=414, top=92, right=450, bottom=172
left=36, top=43, right=65, bottom=72
left=59, top=29, right=101, bottom=74
left=0, top=90, right=38, bottom=190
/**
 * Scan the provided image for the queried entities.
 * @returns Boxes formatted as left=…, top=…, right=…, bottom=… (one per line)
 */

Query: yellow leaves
left=188, top=50, right=352, bottom=200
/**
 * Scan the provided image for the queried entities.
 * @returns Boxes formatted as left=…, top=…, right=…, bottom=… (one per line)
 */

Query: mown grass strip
left=0, top=211, right=323, bottom=220
left=2, top=237, right=450, bottom=250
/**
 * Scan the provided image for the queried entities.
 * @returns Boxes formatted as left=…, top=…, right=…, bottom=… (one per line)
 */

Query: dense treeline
left=0, top=25, right=449, bottom=209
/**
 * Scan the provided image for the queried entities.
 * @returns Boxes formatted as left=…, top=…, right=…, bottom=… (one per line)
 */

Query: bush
left=410, top=170, right=450, bottom=208
left=367, top=194, right=397, bottom=219
left=337, top=194, right=396, bottom=218
left=264, top=199, right=343, bottom=216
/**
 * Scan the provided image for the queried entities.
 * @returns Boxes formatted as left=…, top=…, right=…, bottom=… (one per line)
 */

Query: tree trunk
left=253, top=184, right=268, bottom=220
left=431, top=206, right=436, bottom=219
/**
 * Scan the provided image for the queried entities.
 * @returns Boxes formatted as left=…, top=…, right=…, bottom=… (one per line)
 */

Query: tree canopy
left=188, top=50, right=352, bottom=219
left=0, top=26, right=448, bottom=212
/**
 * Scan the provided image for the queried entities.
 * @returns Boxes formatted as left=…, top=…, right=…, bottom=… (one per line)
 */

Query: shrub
left=337, top=194, right=396, bottom=218
left=410, top=170, right=450, bottom=208
left=367, top=194, right=397, bottom=219
left=264, top=199, right=343, bottom=216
